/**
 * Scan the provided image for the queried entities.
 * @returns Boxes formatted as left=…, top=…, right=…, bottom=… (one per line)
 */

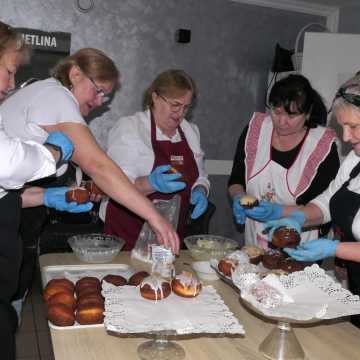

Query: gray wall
left=1, top=0, right=325, bottom=242
left=339, top=5, right=360, bottom=34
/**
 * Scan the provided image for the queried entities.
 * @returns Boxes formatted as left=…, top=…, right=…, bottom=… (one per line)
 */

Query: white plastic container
left=192, top=261, right=219, bottom=281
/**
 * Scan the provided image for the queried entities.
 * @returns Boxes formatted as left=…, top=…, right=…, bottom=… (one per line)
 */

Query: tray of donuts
left=212, top=243, right=313, bottom=287
left=41, top=264, right=149, bottom=329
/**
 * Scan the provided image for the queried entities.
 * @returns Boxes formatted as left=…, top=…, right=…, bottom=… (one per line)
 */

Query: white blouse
left=0, top=116, right=56, bottom=199
left=99, top=110, right=210, bottom=220
left=311, top=150, right=360, bottom=240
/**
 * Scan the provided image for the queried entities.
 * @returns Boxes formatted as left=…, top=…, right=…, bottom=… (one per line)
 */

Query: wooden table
left=39, top=251, right=360, bottom=360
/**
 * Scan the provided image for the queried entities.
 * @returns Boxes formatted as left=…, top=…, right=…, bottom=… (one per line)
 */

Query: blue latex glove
left=264, top=210, right=305, bottom=243
left=45, top=131, right=74, bottom=161
left=190, top=186, right=208, bottom=219
left=284, top=239, right=339, bottom=262
left=245, top=200, right=284, bottom=222
left=232, top=194, right=246, bottom=225
left=148, top=165, right=186, bottom=193
left=43, top=187, right=93, bottom=213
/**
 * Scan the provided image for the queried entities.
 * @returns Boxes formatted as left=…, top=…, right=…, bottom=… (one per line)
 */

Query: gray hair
left=332, top=73, right=360, bottom=117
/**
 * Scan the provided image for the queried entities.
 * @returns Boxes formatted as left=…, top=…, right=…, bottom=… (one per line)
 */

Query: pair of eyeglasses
left=88, top=76, right=111, bottom=102
left=335, top=87, right=360, bottom=108
left=157, top=93, right=191, bottom=114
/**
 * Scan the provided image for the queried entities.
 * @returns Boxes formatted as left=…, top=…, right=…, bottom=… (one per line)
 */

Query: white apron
left=244, top=112, right=337, bottom=249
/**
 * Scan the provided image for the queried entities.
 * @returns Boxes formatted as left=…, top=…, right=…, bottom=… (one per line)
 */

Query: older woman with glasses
left=0, top=49, right=180, bottom=254
left=261, top=73, right=360, bottom=328
left=228, top=74, right=340, bottom=248
left=101, top=69, right=210, bottom=250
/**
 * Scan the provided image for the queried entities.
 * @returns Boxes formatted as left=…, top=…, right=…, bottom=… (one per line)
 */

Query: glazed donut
left=76, top=303, right=104, bottom=325
left=76, top=286, right=102, bottom=300
left=262, top=250, right=287, bottom=270
left=77, top=294, right=104, bottom=307
left=102, top=274, right=127, bottom=287
left=75, top=277, right=101, bottom=291
left=128, top=271, right=150, bottom=286
left=43, top=284, right=73, bottom=303
left=48, top=291, right=77, bottom=311
left=272, top=226, right=301, bottom=249
left=47, top=303, right=75, bottom=326
left=171, top=271, right=202, bottom=298
left=279, top=258, right=307, bottom=273
left=218, top=258, right=237, bottom=277
left=84, top=180, right=103, bottom=196
left=46, top=278, right=74, bottom=293
left=139, top=276, right=171, bottom=301
left=65, top=187, right=90, bottom=204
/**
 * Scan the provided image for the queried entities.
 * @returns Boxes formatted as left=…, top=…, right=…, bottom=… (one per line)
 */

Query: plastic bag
left=131, top=194, right=181, bottom=263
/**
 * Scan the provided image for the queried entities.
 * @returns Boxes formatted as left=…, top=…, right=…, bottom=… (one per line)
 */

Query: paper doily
left=234, top=264, right=360, bottom=321
left=103, top=283, right=244, bottom=335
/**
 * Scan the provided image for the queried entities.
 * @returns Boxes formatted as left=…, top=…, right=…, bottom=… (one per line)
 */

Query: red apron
left=104, top=112, right=199, bottom=250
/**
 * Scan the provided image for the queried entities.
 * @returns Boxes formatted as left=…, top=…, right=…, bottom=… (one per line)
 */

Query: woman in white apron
left=264, top=73, right=360, bottom=328
left=228, top=74, right=339, bottom=248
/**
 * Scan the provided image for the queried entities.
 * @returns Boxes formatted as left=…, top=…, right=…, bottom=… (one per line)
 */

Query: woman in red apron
left=104, top=70, right=210, bottom=250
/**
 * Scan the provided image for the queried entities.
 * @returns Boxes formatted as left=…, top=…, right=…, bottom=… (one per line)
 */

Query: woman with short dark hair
left=228, top=74, right=339, bottom=248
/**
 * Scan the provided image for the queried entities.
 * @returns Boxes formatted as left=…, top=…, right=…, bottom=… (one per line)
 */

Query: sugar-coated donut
left=46, top=278, right=74, bottom=293
left=48, top=291, right=77, bottom=311
left=242, top=245, right=264, bottom=265
left=47, top=303, right=75, bottom=327
left=218, top=258, right=237, bottom=277
left=171, top=271, right=202, bottom=298
left=139, top=276, right=171, bottom=301
left=128, top=271, right=150, bottom=286
left=272, top=226, right=301, bottom=248
left=76, top=303, right=104, bottom=325
left=65, top=187, right=90, bottom=204
left=43, top=284, right=73, bottom=303
left=102, top=274, right=127, bottom=287
left=239, top=195, right=259, bottom=209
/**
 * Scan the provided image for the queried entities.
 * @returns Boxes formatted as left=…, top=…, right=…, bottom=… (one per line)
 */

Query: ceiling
left=299, top=0, right=360, bottom=7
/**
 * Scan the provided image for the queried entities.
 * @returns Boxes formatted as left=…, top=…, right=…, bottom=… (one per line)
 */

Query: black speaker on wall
left=175, top=29, right=191, bottom=44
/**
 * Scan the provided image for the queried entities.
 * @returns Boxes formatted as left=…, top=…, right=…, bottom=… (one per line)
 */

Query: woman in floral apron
left=228, top=74, right=339, bottom=249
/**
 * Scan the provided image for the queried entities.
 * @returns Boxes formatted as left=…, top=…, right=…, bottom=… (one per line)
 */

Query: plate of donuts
left=41, top=264, right=150, bottom=329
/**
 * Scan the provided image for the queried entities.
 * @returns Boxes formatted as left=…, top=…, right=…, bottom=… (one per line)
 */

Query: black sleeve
left=228, top=125, right=249, bottom=190
left=296, top=142, right=340, bottom=205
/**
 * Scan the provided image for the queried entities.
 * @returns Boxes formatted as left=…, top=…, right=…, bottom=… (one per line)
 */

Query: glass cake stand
left=137, top=330, right=185, bottom=360
left=241, top=298, right=321, bottom=360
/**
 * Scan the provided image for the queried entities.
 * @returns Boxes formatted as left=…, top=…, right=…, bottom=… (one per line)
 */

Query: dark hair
left=268, top=74, right=327, bottom=128
left=51, top=48, right=119, bottom=90
left=143, top=69, right=196, bottom=109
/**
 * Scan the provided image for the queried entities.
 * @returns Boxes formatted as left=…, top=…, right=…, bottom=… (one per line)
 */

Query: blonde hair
left=143, top=69, right=196, bottom=109
left=0, top=21, right=30, bottom=64
left=51, top=48, right=120, bottom=89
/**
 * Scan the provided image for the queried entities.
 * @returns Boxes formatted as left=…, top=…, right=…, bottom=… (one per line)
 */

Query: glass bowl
left=68, top=233, right=125, bottom=263
left=184, top=234, right=239, bottom=261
